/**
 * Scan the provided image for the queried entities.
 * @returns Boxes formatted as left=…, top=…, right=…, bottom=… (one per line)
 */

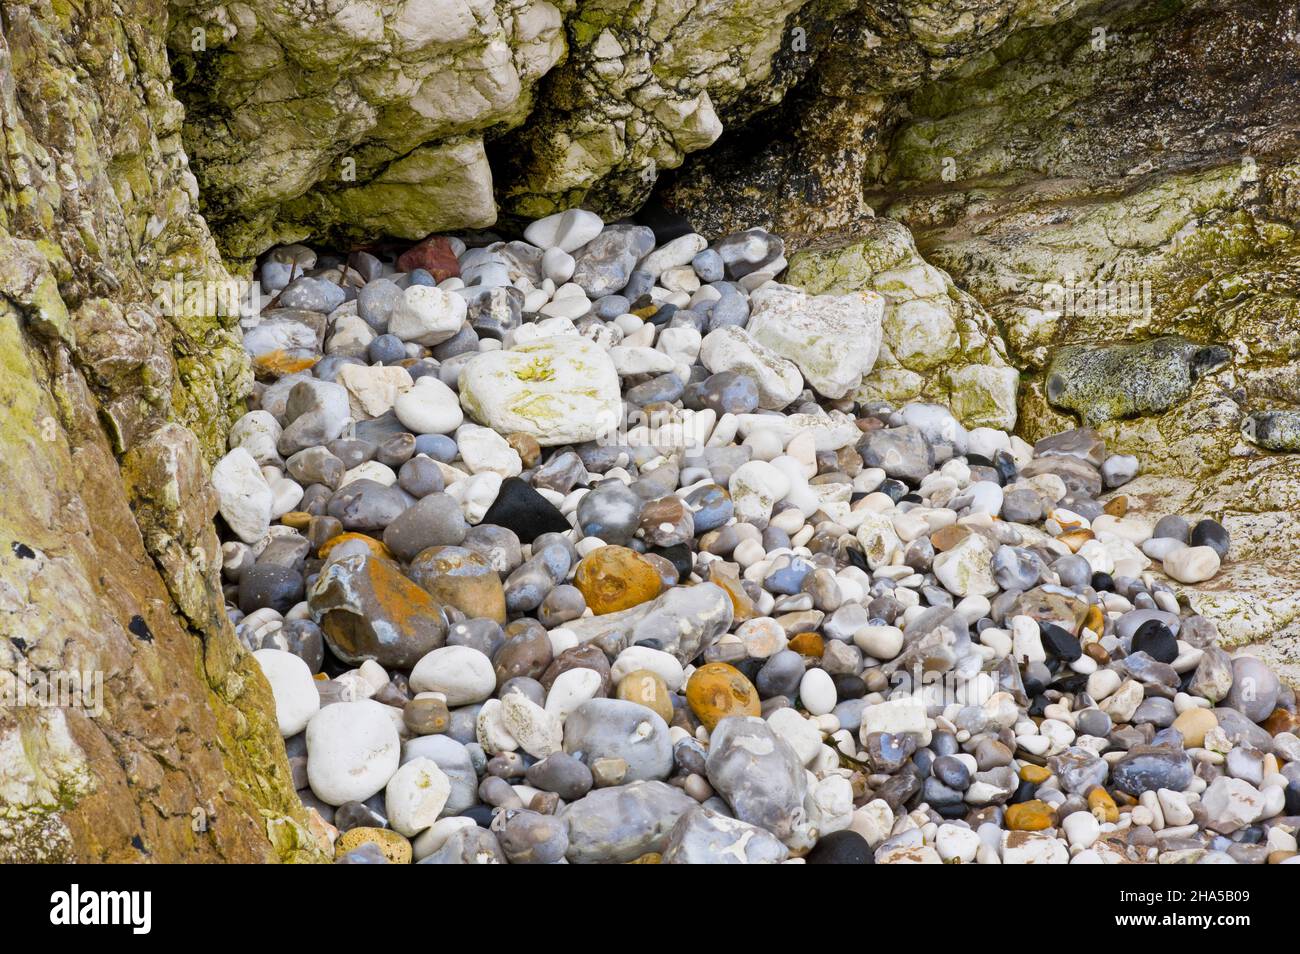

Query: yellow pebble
left=1004, top=799, right=1055, bottom=831
left=616, top=669, right=674, bottom=722
left=1171, top=707, right=1217, bottom=748
left=335, top=827, right=411, bottom=864
left=1019, top=764, right=1052, bottom=784
left=685, top=662, right=761, bottom=731
left=573, top=546, right=662, bottom=615
left=1088, top=786, right=1119, bottom=823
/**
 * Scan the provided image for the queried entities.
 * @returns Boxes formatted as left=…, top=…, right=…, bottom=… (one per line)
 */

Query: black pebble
left=878, top=479, right=908, bottom=502
left=648, top=543, right=693, bottom=579
left=632, top=199, right=696, bottom=244
left=239, top=563, right=304, bottom=615
left=993, top=449, right=1019, bottom=484
left=479, top=477, right=572, bottom=543
left=806, top=830, right=873, bottom=864
left=1190, top=518, right=1230, bottom=559
left=1011, top=778, right=1039, bottom=803
left=460, top=804, right=496, bottom=828
left=831, top=673, right=867, bottom=700
left=1091, top=571, right=1114, bottom=591
left=1131, top=619, right=1178, bottom=664
left=1039, top=621, right=1082, bottom=661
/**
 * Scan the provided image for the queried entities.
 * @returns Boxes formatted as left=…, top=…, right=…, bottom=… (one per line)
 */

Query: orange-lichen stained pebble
left=685, top=662, right=761, bottom=731
left=1004, top=800, right=1055, bottom=831
left=788, top=632, right=824, bottom=657
left=1056, top=528, right=1095, bottom=552
left=280, top=510, right=312, bottom=530
left=506, top=432, right=541, bottom=468
left=1262, top=707, right=1300, bottom=736
left=573, top=545, right=662, bottom=615
left=707, top=564, right=755, bottom=623
left=616, top=669, right=674, bottom=722
left=1019, top=764, right=1052, bottom=784
left=335, top=827, right=411, bottom=863
left=930, top=525, right=971, bottom=552
left=408, top=545, right=506, bottom=623
left=1088, top=787, right=1119, bottom=823
left=253, top=349, right=318, bottom=376
left=318, top=532, right=391, bottom=560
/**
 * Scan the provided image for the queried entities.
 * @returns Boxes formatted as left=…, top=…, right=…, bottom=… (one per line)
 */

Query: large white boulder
left=458, top=335, right=621, bottom=445
left=746, top=284, right=884, bottom=399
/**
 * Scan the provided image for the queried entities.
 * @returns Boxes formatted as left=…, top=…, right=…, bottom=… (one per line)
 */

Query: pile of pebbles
left=215, top=208, right=1300, bottom=864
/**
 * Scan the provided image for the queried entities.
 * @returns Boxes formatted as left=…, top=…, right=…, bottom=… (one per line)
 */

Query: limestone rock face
left=0, top=0, right=319, bottom=861
left=493, top=0, right=809, bottom=221
left=661, top=0, right=1085, bottom=241
left=785, top=219, right=1019, bottom=429
left=169, top=0, right=569, bottom=259
left=163, top=0, right=1104, bottom=264
left=852, top=0, right=1300, bottom=681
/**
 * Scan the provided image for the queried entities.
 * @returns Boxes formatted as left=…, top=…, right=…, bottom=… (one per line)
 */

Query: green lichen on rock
left=1, top=0, right=321, bottom=862
left=786, top=218, right=1018, bottom=429
left=660, top=0, right=1085, bottom=242
left=1045, top=336, right=1231, bottom=426
left=170, top=0, right=570, bottom=262
left=859, top=0, right=1300, bottom=677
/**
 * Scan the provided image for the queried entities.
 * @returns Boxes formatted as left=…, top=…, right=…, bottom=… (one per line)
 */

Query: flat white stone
left=212, top=447, right=273, bottom=544
left=459, top=335, right=621, bottom=445
left=253, top=649, right=319, bottom=737
left=306, top=700, right=401, bottom=806
left=747, top=283, right=885, bottom=399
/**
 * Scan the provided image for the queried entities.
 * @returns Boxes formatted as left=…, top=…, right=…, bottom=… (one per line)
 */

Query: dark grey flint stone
left=1112, top=747, right=1193, bottom=796
left=561, top=780, right=696, bottom=863
left=705, top=717, right=806, bottom=841
left=562, top=699, right=673, bottom=782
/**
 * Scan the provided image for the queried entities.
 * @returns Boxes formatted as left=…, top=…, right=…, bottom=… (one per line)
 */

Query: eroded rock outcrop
left=858, top=0, right=1300, bottom=679
left=0, top=0, right=321, bottom=862
left=169, top=0, right=570, bottom=260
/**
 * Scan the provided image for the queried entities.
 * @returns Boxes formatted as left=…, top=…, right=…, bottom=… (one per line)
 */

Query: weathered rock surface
left=0, top=0, right=319, bottom=862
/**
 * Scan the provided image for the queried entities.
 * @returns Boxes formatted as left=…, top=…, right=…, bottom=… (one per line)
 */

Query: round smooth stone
left=639, top=495, right=695, bottom=547
left=799, top=668, right=836, bottom=716
left=409, top=646, right=497, bottom=705
left=573, top=545, right=662, bottom=614
left=1162, top=545, right=1220, bottom=583
left=414, top=434, right=458, bottom=462
left=306, top=700, right=401, bottom=806
left=686, top=663, right=761, bottom=730
left=616, top=669, right=674, bottom=722
left=253, top=649, right=320, bottom=737
left=1224, top=656, right=1280, bottom=722
left=1189, top=518, right=1230, bottom=559
left=526, top=752, right=593, bottom=801
left=806, top=829, right=873, bottom=864
left=404, top=696, right=451, bottom=736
